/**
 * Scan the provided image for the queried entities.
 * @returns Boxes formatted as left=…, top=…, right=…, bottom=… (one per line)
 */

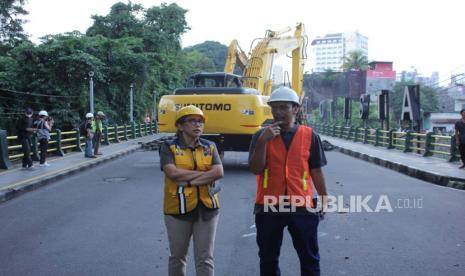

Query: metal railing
left=0, top=122, right=158, bottom=170
left=311, top=122, right=459, bottom=162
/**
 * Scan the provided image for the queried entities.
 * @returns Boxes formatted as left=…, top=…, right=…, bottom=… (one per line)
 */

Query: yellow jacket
left=163, top=138, right=220, bottom=215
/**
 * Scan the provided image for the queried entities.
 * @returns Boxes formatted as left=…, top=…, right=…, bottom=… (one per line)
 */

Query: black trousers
left=39, top=138, right=48, bottom=164
left=20, top=137, right=32, bottom=168
left=459, top=144, right=465, bottom=164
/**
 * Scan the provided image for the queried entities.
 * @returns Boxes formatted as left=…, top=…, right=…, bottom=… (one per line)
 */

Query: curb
left=0, top=144, right=142, bottom=204
left=332, top=145, right=465, bottom=190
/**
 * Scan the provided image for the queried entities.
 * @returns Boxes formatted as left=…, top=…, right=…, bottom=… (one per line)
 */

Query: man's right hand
left=258, top=121, right=283, bottom=142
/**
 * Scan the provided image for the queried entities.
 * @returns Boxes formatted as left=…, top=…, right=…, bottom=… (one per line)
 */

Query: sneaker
left=27, top=166, right=37, bottom=171
left=39, top=162, right=50, bottom=167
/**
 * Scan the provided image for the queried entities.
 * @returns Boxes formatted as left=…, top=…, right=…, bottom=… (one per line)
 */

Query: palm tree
left=341, top=50, right=369, bottom=71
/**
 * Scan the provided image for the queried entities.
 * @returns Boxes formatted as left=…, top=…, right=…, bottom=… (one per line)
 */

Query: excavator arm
left=224, top=40, right=249, bottom=74
left=243, top=23, right=306, bottom=98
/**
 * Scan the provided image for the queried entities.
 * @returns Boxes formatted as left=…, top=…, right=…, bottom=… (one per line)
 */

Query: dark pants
left=39, top=138, right=48, bottom=164
left=255, top=213, right=320, bottom=276
left=93, top=132, right=102, bottom=155
left=459, top=144, right=465, bottom=165
left=20, top=137, right=32, bottom=168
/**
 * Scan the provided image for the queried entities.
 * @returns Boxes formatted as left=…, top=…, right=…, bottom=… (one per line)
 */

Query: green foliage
left=0, top=0, right=28, bottom=53
left=341, top=50, right=369, bottom=72
left=0, top=1, right=230, bottom=133
left=184, top=41, right=228, bottom=72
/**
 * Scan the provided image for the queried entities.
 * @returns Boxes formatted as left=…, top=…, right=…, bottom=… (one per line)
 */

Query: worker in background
left=455, top=108, right=465, bottom=169
left=249, top=87, right=328, bottom=276
left=93, top=111, right=105, bottom=155
left=84, top=113, right=96, bottom=158
left=16, top=107, right=36, bottom=170
left=159, top=105, right=224, bottom=276
left=36, top=110, right=53, bottom=166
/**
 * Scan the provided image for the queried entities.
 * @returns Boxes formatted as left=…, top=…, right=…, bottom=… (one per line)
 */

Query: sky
left=23, top=0, right=465, bottom=83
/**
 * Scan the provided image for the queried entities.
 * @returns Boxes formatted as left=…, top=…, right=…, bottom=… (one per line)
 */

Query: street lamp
left=88, top=71, right=94, bottom=114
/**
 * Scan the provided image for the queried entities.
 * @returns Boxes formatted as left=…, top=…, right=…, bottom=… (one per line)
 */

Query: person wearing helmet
left=249, top=87, right=328, bottom=276
left=159, top=105, right=224, bottom=276
left=84, top=113, right=96, bottom=158
left=92, top=111, right=105, bottom=155
left=35, top=110, right=54, bottom=166
left=16, top=107, right=36, bottom=170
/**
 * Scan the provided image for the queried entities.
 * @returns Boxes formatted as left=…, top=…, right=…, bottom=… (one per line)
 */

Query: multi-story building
left=310, top=32, right=368, bottom=72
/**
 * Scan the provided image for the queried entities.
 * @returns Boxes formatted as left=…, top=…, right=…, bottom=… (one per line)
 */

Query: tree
left=184, top=41, right=227, bottom=72
left=341, top=50, right=369, bottom=71
left=0, top=0, right=28, bottom=52
left=86, top=2, right=144, bottom=39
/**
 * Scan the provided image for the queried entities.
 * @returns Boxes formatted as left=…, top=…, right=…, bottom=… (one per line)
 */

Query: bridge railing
left=0, top=122, right=157, bottom=169
left=311, top=122, right=459, bottom=162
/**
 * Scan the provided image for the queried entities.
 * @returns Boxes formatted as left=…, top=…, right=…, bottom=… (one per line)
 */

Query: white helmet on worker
left=86, top=113, right=94, bottom=118
left=97, top=111, right=105, bottom=117
left=38, top=110, right=48, bottom=117
left=268, top=87, right=300, bottom=105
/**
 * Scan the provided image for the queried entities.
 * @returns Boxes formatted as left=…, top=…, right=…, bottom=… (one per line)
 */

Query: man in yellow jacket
left=159, top=105, right=224, bottom=276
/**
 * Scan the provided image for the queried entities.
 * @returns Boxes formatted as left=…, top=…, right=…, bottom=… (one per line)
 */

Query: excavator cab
left=186, top=73, right=243, bottom=88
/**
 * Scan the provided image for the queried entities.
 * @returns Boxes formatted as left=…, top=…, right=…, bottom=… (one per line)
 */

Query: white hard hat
left=86, top=113, right=94, bottom=118
left=97, top=111, right=105, bottom=117
left=268, top=87, right=300, bottom=105
left=38, top=110, right=48, bottom=117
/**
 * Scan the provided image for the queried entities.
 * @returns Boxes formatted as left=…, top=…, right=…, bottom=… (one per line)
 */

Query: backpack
left=80, top=122, right=88, bottom=135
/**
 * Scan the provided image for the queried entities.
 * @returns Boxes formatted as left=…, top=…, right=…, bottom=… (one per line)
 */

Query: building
left=310, top=32, right=368, bottom=73
left=423, top=112, right=460, bottom=133
left=366, top=61, right=396, bottom=98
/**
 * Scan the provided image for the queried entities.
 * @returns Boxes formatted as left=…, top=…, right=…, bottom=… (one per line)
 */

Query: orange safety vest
left=256, top=126, right=314, bottom=208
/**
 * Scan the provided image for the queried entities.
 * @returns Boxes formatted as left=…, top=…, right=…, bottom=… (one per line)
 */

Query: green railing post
left=347, top=126, right=353, bottom=140
left=31, top=135, right=40, bottom=161
left=354, top=127, right=359, bottom=142
left=132, top=122, right=137, bottom=139
left=149, top=121, right=154, bottom=135
left=449, top=134, right=460, bottom=162
left=138, top=122, right=143, bottom=137
left=375, top=128, right=381, bottom=147
left=55, top=129, right=64, bottom=156
left=0, top=130, right=12, bottom=169
left=144, top=122, right=148, bottom=136
left=74, top=128, right=82, bottom=152
left=103, top=125, right=110, bottom=145
left=363, top=128, right=369, bottom=144
left=114, top=124, right=119, bottom=143
left=404, top=130, right=413, bottom=152
left=332, top=124, right=337, bottom=137
left=423, top=132, right=434, bottom=157
left=387, top=129, right=395, bottom=149
left=124, top=124, right=128, bottom=141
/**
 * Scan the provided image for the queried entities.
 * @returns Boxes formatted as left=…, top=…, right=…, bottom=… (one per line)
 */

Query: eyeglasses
left=185, top=118, right=205, bottom=126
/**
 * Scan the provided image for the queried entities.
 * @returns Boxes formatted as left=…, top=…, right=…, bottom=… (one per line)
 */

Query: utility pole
left=130, top=83, right=134, bottom=122
left=153, top=90, right=157, bottom=123
left=89, top=71, right=94, bottom=114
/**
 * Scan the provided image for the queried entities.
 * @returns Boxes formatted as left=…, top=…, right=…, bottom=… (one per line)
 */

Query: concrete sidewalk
left=321, top=135, right=465, bottom=190
left=0, top=134, right=165, bottom=203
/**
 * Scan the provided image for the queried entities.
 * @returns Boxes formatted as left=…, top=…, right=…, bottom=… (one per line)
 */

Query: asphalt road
left=0, top=148, right=464, bottom=275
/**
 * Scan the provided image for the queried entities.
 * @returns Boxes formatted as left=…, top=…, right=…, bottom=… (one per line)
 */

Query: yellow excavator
left=157, top=23, right=307, bottom=154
